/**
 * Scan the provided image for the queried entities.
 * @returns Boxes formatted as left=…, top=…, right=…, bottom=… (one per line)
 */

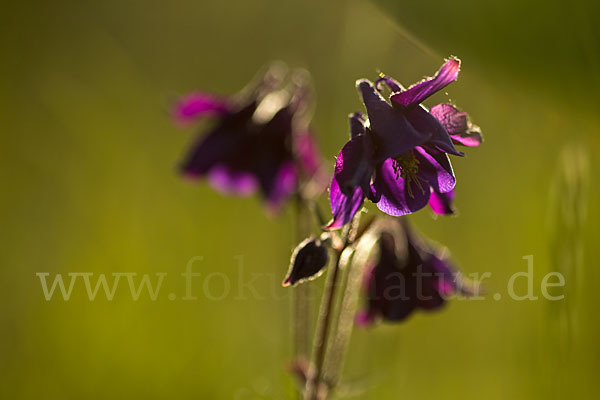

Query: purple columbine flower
left=328, top=58, right=466, bottom=229
left=174, top=65, right=322, bottom=212
left=356, top=221, right=474, bottom=325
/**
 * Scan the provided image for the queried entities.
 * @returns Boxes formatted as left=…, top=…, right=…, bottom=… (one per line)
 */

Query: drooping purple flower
left=356, top=220, right=474, bottom=325
left=174, top=65, right=322, bottom=212
left=327, top=58, right=466, bottom=229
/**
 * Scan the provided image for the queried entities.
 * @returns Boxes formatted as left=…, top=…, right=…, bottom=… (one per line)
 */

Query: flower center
left=392, top=152, right=427, bottom=198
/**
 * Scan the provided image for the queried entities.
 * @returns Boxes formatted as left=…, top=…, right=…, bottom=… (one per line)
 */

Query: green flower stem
left=293, top=194, right=311, bottom=397
left=304, top=225, right=351, bottom=400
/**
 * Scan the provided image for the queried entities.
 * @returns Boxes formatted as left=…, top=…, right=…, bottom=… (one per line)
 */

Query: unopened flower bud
left=282, top=238, right=329, bottom=287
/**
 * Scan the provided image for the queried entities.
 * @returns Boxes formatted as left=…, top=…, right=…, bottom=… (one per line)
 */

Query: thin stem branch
left=321, top=215, right=369, bottom=395
left=323, top=246, right=364, bottom=391
left=304, top=226, right=351, bottom=400
left=293, top=284, right=310, bottom=361
left=293, top=194, right=311, bottom=398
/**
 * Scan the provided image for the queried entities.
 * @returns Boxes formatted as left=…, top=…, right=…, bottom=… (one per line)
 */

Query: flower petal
left=173, top=93, right=231, bottom=124
left=451, top=129, right=482, bottom=147
left=429, top=103, right=467, bottom=134
left=349, top=112, right=367, bottom=139
left=326, top=176, right=365, bottom=230
left=397, top=241, right=447, bottom=315
left=430, top=103, right=483, bottom=147
left=375, top=75, right=404, bottom=93
left=359, top=238, right=407, bottom=324
left=428, top=189, right=456, bottom=215
left=294, top=131, right=322, bottom=177
left=250, top=106, right=297, bottom=203
left=181, top=131, right=241, bottom=178
left=333, top=135, right=374, bottom=196
left=180, top=107, right=255, bottom=178
left=356, top=79, right=430, bottom=161
left=427, top=252, right=460, bottom=296
left=373, top=159, right=431, bottom=216
left=404, top=105, right=464, bottom=156
left=206, top=164, right=258, bottom=195
left=414, top=147, right=456, bottom=194
left=390, top=58, right=460, bottom=107
left=263, top=161, right=298, bottom=213
left=328, top=135, right=374, bottom=228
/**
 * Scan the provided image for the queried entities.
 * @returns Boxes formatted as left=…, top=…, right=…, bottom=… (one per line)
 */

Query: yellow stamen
left=392, top=152, right=427, bottom=198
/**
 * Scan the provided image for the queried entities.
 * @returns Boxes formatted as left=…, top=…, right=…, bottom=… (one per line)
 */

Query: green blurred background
left=1, top=0, right=598, bottom=398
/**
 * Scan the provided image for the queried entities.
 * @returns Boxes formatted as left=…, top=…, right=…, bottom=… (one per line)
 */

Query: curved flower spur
left=328, top=57, right=483, bottom=228
left=174, top=63, right=325, bottom=213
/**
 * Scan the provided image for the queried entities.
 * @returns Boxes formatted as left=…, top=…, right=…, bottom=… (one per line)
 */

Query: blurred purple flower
left=356, top=221, right=474, bottom=325
left=328, top=58, right=465, bottom=229
left=174, top=65, right=323, bottom=212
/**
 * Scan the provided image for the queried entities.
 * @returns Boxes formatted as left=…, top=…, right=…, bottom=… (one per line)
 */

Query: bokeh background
left=1, top=0, right=598, bottom=398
